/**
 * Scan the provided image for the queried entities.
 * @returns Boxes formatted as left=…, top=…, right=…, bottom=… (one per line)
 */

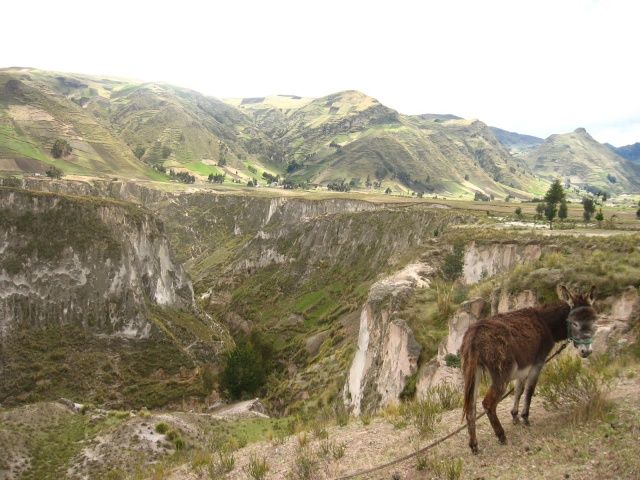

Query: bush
left=244, top=455, right=269, bottom=480
left=207, top=450, right=235, bottom=477
left=51, top=139, right=72, bottom=158
left=133, top=146, right=146, bottom=159
left=174, top=437, right=185, bottom=450
left=441, top=243, right=465, bottom=281
left=430, top=383, right=463, bottom=410
left=155, top=422, right=169, bottom=434
left=333, top=399, right=350, bottom=427
left=538, top=355, right=612, bottom=423
left=45, top=166, right=64, bottom=179
left=220, top=338, right=266, bottom=400
left=1, top=176, right=22, bottom=187
left=444, top=353, right=460, bottom=368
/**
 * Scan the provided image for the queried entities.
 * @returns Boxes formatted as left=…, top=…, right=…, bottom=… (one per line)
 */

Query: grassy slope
left=524, top=128, right=639, bottom=193
left=231, top=91, right=548, bottom=199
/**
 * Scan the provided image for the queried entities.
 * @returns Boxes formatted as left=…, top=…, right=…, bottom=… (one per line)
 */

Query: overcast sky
left=2, top=0, right=639, bottom=146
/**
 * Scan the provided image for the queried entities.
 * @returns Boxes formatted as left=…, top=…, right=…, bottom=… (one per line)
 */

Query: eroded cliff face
left=0, top=188, right=221, bottom=408
left=344, top=263, right=431, bottom=415
left=462, top=241, right=541, bottom=284
left=0, top=189, right=193, bottom=339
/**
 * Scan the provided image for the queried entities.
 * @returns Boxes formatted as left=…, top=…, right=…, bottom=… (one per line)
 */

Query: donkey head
left=557, top=285, right=597, bottom=357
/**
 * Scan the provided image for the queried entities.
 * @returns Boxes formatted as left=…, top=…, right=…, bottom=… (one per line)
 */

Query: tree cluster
left=207, top=173, right=225, bottom=184
left=169, top=169, right=195, bottom=184
left=51, top=139, right=72, bottom=159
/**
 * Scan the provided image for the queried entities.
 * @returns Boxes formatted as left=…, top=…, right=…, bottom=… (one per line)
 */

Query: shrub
left=51, top=139, right=71, bottom=158
left=538, top=355, right=612, bottom=423
left=435, top=281, right=455, bottom=320
left=133, top=146, right=146, bottom=159
left=331, top=442, right=346, bottom=460
left=244, top=455, right=269, bottom=480
left=1, top=176, right=22, bottom=187
left=441, top=243, right=465, bottom=281
left=45, top=166, right=64, bottom=179
left=208, top=450, right=235, bottom=477
left=220, top=338, right=266, bottom=400
left=297, top=431, right=309, bottom=447
left=444, top=353, right=460, bottom=368
left=174, top=437, right=185, bottom=450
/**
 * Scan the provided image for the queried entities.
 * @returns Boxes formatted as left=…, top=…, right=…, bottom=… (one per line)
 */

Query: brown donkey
left=461, top=285, right=597, bottom=454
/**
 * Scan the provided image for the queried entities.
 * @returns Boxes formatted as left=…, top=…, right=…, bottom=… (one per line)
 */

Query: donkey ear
left=586, top=285, right=596, bottom=305
left=556, top=284, right=574, bottom=306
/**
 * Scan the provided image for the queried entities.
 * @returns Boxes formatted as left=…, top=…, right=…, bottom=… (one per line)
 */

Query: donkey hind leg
left=467, top=369, right=481, bottom=454
left=511, top=379, right=525, bottom=424
left=482, top=382, right=507, bottom=444
left=521, top=364, right=543, bottom=426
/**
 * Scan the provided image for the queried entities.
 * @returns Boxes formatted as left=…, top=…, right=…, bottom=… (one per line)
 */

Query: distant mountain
left=524, top=128, right=639, bottom=193
left=490, top=127, right=544, bottom=157
left=0, top=67, right=277, bottom=180
left=4, top=67, right=639, bottom=196
left=611, top=142, right=640, bottom=163
left=230, top=91, right=544, bottom=197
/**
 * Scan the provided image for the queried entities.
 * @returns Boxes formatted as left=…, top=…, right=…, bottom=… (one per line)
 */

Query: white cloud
left=2, top=0, right=639, bottom=144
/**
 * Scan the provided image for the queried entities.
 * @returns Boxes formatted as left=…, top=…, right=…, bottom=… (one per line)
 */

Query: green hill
left=524, top=127, right=639, bottom=194
left=0, top=68, right=278, bottom=182
left=230, top=91, right=547, bottom=198
left=3, top=67, right=638, bottom=197
left=490, top=126, right=543, bottom=157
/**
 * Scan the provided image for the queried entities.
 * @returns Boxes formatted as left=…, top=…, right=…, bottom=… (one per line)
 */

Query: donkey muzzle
left=577, top=343, right=593, bottom=358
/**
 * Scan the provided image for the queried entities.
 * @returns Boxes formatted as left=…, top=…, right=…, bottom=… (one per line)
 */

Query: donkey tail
left=462, top=347, right=480, bottom=423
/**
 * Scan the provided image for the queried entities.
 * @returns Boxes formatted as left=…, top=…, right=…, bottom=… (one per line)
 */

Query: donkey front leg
left=482, top=383, right=507, bottom=444
left=520, top=364, right=543, bottom=426
left=511, top=379, right=525, bottom=424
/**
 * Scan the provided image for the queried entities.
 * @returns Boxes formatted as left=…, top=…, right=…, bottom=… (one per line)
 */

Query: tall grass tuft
left=244, top=455, right=269, bottom=480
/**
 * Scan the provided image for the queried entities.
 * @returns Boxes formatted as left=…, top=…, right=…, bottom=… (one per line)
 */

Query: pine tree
left=582, top=197, right=596, bottom=222
left=558, top=200, right=568, bottom=221
left=543, top=179, right=565, bottom=229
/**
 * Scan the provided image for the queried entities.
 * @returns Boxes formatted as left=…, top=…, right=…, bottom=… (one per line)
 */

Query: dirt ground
left=166, top=367, right=640, bottom=480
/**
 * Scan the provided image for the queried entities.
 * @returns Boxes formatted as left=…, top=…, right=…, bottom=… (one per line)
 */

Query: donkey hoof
left=521, top=417, right=531, bottom=427
left=470, top=443, right=479, bottom=455
left=497, top=433, right=507, bottom=445
left=512, top=414, right=520, bottom=425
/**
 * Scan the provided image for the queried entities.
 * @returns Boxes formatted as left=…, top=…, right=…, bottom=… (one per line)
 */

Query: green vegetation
left=50, top=138, right=71, bottom=158
left=45, top=165, right=64, bottom=178
left=538, top=354, right=612, bottom=423
left=244, top=454, right=269, bottom=480
left=220, top=337, right=268, bottom=400
left=543, top=179, right=565, bottom=229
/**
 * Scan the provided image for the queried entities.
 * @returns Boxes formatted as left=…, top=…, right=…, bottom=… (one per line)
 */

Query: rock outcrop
left=344, top=263, right=431, bottom=415
left=592, top=287, right=640, bottom=354
left=462, top=242, right=541, bottom=285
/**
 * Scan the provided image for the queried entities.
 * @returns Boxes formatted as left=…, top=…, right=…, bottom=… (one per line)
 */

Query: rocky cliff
left=0, top=188, right=221, bottom=408
left=344, top=263, right=432, bottom=415
left=0, top=188, right=192, bottom=337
